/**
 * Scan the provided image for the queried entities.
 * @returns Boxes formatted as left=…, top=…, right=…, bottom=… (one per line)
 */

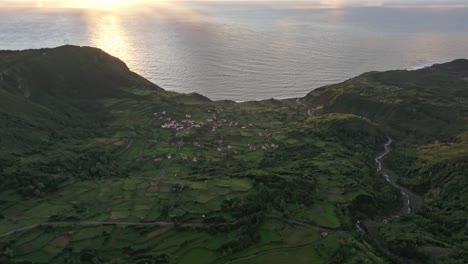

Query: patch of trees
left=381, top=139, right=468, bottom=262
left=75, top=149, right=128, bottom=179
left=0, top=241, right=13, bottom=264
left=259, top=143, right=321, bottom=167
left=56, top=248, right=102, bottom=264
left=8, top=171, right=60, bottom=198
left=204, top=174, right=317, bottom=254
left=350, top=182, right=401, bottom=217
left=133, top=255, right=170, bottom=264
left=379, top=214, right=456, bottom=262
left=0, top=145, right=128, bottom=197
left=58, top=248, right=170, bottom=264
left=253, top=176, right=317, bottom=208
left=188, top=158, right=254, bottom=178
left=438, top=250, right=468, bottom=264
left=350, top=194, right=393, bottom=216
left=204, top=193, right=266, bottom=254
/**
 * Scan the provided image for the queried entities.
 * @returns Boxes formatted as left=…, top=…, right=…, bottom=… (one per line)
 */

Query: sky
left=2, top=0, right=468, bottom=9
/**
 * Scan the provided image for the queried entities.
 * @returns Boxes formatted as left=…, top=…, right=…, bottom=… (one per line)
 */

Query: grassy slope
left=304, top=60, right=468, bottom=263
left=304, top=60, right=468, bottom=141
left=0, top=46, right=466, bottom=263
left=0, top=45, right=164, bottom=194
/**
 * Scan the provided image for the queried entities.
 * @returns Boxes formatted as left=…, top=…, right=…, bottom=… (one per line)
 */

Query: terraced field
left=3, top=47, right=466, bottom=263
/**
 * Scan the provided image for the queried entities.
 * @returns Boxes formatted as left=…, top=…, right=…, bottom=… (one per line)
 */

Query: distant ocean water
left=1, top=2, right=468, bottom=101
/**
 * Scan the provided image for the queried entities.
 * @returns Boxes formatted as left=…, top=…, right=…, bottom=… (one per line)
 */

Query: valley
left=0, top=46, right=467, bottom=263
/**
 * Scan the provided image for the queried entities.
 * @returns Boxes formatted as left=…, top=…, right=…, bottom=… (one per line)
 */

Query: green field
left=1, top=46, right=467, bottom=263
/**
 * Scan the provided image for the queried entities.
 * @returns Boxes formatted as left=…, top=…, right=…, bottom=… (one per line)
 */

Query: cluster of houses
left=167, top=153, right=199, bottom=163
left=155, top=110, right=242, bottom=132
left=155, top=112, right=205, bottom=131
left=245, top=143, right=278, bottom=151
left=206, top=116, right=240, bottom=132
left=215, top=144, right=235, bottom=153
left=152, top=112, right=192, bottom=130
left=202, top=141, right=279, bottom=155
left=160, top=119, right=205, bottom=130
left=154, top=110, right=281, bottom=162
left=263, top=143, right=279, bottom=150
left=180, top=154, right=198, bottom=163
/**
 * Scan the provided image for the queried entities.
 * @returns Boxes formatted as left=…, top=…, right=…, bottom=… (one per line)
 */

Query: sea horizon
left=1, top=2, right=468, bottom=101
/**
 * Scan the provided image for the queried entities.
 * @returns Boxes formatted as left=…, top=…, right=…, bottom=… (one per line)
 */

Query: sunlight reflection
left=405, top=32, right=454, bottom=62
left=85, top=12, right=133, bottom=64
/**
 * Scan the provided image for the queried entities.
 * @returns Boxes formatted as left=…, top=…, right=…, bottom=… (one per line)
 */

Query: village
left=152, top=109, right=280, bottom=163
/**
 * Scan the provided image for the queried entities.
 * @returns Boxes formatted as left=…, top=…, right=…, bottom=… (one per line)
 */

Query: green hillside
left=0, top=46, right=466, bottom=263
left=304, top=60, right=468, bottom=263
left=0, top=46, right=163, bottom=196
left=304, top=60, right=468, bottom=141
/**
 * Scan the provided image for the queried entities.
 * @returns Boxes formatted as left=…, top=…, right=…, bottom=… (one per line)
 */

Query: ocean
left=1, top=2, right=468, bottom=101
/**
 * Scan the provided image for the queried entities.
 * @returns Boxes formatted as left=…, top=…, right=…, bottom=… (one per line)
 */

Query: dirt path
left=115, top=138, right=134, bottom=155
left=220, top=215, right=339, bottom=263
left=224, top=241, right=315, bottom=264
left=0, top=216, right=335, bottom=240
left=265, top=214, right=334, bottom=232
left=296, top=98, right=313, bottom=117
left=0, top=221, right=204, bottom=239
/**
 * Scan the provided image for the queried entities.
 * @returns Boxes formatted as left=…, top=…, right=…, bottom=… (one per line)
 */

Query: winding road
left=296, top=98, right=313, bottom=117
left=0, top=214, right=333, bottom=240
left=224, top=241, right=316, bottom=264
left=0, top=221, right=205, bottom=240
left=115, top=138, right=134, bottom=155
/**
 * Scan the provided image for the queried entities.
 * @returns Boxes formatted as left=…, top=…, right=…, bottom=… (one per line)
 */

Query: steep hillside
left=0, top=46, right=164, bottom=194
left=0, top=45, right=162, bottom=139
left=304, top=60, right=468, bottom=142
left=304, top=61, right=468, bottom=263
